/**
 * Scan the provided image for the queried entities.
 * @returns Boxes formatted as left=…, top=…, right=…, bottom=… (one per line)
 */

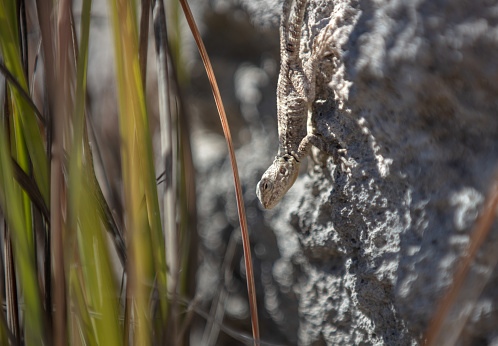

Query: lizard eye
left=263, top=181, right=272, bottom=191
left=279, top=167, right=287, bottom=175
left=263, top=181, right=272, bottom=190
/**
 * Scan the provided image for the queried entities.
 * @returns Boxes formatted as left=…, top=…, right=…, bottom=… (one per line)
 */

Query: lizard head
left=256, top=154, right=300, bottom=209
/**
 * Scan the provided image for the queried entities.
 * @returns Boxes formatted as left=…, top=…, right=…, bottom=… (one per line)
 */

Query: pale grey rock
left=192, top=0, right=498, bottom=345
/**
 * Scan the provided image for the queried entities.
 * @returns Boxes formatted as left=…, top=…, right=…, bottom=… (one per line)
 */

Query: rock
left=192, top=0, right=498, bottom=345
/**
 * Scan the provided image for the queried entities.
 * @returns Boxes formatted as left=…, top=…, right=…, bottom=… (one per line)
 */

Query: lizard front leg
left=297, top=132, right=343, bottom=163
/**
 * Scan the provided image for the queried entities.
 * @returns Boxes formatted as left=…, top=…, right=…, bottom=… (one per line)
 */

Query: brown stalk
left=425, top=174, right=498, bottom=344
left=177, top=0, right=260, bottom=344
left=52, top=0, right=71, bottom=342
left=35, top=0, right=58, bottom=336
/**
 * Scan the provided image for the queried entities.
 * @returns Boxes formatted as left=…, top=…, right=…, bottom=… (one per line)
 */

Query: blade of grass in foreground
left=178, top=0, right=260, bottom=344
left=107, top=0, right=167, bottom=343
left=0, top=117, right=45, bottom=344
left=68, top=0, right=123, bottom=344
left=0, top=2, right=46, bottom=344
left=70, top=173, right=123, bottom=346
left=0, top=1, right=49, bottom=204
left=0, top=0, right=37, bottom=272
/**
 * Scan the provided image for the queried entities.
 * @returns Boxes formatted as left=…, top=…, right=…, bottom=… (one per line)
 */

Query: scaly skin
left=257, top=0, right=341, bottom=209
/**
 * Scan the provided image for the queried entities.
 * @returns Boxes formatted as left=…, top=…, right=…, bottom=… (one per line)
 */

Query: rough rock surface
left=191, top=0, right=498, bottom=345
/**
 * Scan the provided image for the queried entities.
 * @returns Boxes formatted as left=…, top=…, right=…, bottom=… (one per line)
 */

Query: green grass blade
left=74, top=181, right=123, bottom=346
left=68, top=268, right=98, bottom=346
left=0, top=1, right=49, bottom=204
left=0, top=117, right=45, bottom=344
left=107, top=0, right=167, bottom=342
left=6, top=91, right=35, bottom=262
left=0, top=2, right=45, bottom=343
left=68, top=0, right=123, bottom=345
left=0, top=0, right=36, bottom=264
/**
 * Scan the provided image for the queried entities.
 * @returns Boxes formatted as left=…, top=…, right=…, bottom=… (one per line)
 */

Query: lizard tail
left=280, top=0, right=293, bottom=54
left=284, top=0, right=308, bottom=63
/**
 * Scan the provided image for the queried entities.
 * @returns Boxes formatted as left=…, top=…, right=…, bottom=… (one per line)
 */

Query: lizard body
left=257, top=0, right=341, bottom=209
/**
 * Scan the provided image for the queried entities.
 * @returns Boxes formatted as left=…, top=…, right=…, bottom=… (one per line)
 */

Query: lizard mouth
left=256, top=181, right=276, bottom=210
left=262, top=200, right=275, bottom=209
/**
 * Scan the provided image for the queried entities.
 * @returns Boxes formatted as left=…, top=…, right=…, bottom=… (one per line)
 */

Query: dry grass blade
left=150, top=1, right=198, bottom=340
left=34, top=3, right=58, bottom=333
left=177, top=0, right=260, bottom=344
left=11, top=159, right=49, bottom=222
left=51, top=0, right=74, bottom=344
left=174, top=295, right=284, bottom=346
left=0, top=294, right=18, bottom=346
left=151, top=0, right=179, bottom=340
left=425, top=174, right=498, bottom=345
left=202, top=231, right=237, bottom=346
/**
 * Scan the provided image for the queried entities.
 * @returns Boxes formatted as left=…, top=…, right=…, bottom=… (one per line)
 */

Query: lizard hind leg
left=281, top=0, right=308, bottom=67
left=303, top=22, right=339, bottom=102
left=314, top=22, right=339, bottom=61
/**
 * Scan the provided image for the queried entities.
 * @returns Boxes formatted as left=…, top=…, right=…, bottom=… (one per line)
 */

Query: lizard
left=256, top=0, right=344, bottom=209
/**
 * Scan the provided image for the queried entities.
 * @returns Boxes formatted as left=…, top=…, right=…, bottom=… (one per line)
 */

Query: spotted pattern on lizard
left=256, top=0, right=343, bottom=209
